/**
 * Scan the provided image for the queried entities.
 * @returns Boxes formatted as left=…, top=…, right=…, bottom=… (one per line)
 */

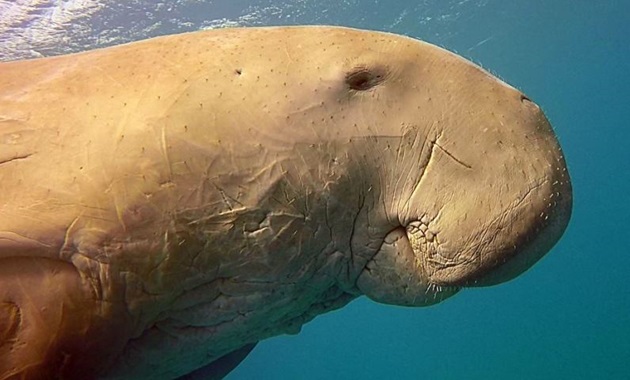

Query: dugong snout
left=357, top=68, right=572, bottom=306
left=450, top=100, right=573, bottom=287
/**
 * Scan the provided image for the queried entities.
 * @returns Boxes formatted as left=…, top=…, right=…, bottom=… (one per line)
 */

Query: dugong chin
left=0, top=26, right=572, bottom=379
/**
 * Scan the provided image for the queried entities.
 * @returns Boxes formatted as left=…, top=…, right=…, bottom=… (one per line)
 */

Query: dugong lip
left=404, top=178, right=573, bottom=289
left=355, top=225, right=460, bottom=307
left=357, top=169, right=572, bottom=307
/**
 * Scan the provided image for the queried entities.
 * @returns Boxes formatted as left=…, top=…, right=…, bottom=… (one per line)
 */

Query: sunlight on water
left=0, top=0, right=489, bottom=61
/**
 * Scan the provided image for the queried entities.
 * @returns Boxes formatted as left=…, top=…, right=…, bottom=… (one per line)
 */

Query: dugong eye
left=345, top=67, right=384, bottom=91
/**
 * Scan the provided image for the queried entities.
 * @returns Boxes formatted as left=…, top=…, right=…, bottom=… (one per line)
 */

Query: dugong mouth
left=356, top=180, right=572, bottom=308
left=355, top=223, right=461, bottom=307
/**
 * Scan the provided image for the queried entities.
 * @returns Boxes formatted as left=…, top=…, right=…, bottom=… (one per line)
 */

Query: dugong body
left=0, top=26, right=571, bottom=379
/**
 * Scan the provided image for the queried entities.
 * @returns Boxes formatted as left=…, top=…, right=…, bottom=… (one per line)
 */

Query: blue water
left=2, top=1, right=628, bottom=379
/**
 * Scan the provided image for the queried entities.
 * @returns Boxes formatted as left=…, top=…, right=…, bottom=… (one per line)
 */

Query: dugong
left=0, top=26, right=572, bottom=379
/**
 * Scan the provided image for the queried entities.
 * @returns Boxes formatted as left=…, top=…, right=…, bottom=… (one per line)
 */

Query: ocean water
left=1, top=1, right=628, bottom=379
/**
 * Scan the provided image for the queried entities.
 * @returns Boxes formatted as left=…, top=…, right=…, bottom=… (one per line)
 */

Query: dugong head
left=225, top=27, right=574, bottom=306
left=299, top=30, right=574, bottom=305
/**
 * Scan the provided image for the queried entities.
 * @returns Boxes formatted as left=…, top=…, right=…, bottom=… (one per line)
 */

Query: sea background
left=0, top=1, right=628, bottom=379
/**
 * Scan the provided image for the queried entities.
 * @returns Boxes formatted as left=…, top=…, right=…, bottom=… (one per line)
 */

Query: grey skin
left=0, top=26, right=572, bottom=379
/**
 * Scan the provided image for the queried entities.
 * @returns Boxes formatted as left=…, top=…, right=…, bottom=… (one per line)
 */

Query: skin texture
left=0, top=26, right=572, bottom=379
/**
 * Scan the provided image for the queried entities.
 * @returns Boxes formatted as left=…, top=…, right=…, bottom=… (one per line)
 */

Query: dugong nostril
left=520, top=94, right=541, bottom=111
left=520, top=94, right=534, bottom=105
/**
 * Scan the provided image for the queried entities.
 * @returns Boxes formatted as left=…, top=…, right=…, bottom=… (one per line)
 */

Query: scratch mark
left=0, top=153, right=34, bottom=165
left=0, top=231, right=52, bottom=248
left=59, top=216, right=81, bottom=260
left=283, top=42, right=294, bottom=74
left=212, top=183, right=243, bottom=211
left=160, top=124, right=173, bottom=180
left=93, top=66, right=125, bottom=88
left=433, top=141, right=472, bottom=169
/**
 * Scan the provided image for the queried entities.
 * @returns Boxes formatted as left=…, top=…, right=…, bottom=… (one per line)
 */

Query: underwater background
left=1, top=1, right=628, bottom=379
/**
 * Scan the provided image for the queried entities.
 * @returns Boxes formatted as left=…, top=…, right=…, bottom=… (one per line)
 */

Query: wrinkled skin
left=0, top=26, right=572, bottom=379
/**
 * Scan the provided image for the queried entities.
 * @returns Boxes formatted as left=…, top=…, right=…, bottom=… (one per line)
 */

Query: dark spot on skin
left=345, top=67, right=385, bottom=91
